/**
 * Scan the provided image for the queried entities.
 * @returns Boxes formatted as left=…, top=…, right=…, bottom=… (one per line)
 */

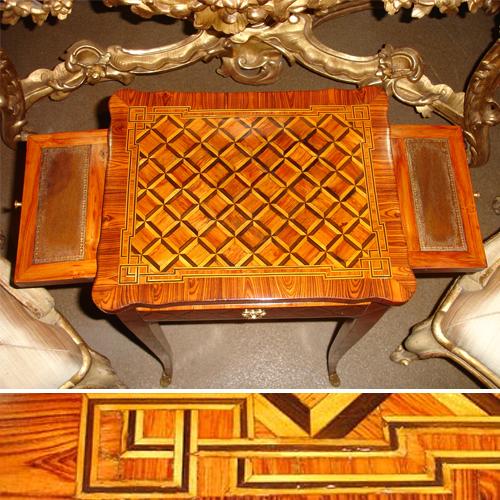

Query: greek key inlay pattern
left=77, top=394, right=500, bottom=498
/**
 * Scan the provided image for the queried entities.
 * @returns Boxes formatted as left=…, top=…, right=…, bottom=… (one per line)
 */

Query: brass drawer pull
left=242, top=308, right=266, bottom=320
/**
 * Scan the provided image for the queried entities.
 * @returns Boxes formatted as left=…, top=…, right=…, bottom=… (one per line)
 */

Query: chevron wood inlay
left=0, top=393, right=499, bottom=498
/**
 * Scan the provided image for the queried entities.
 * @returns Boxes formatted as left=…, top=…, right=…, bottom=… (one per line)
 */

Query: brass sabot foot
left=160, top=372, right=172, bottom=388
left=329, top=372, right=341, bottom=387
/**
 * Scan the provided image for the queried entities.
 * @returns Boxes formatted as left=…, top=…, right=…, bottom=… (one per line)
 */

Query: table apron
left=136, top=302, right=371, bottom=323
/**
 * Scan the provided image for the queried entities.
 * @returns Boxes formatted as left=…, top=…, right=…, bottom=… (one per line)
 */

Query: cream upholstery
left=0, top=286, right=83, bottom=388
left=435, top=231, right=500, bottom=384
left=440, top=269, right=500, bottom=379
left=392, top=231, right=500, bottom=388
left=0, top=257, right=124, bottom=389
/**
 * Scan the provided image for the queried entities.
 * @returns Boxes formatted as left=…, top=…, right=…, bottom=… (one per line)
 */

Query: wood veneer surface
left=0, top=393, right=499, bottom=498
left=391, top=125, right=485, bottom=272
left=93, top=88, right=416, bottom=313
left=15, top=130, right=108, bottom=286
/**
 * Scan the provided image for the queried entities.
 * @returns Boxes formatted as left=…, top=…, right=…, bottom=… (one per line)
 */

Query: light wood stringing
left=0, top=393, right=499, bottom=499
left=391, top=125, right=486, bottom=272
left=15, top=130, right=108, bottom=286
left=92, top=88, right=416, bottom=314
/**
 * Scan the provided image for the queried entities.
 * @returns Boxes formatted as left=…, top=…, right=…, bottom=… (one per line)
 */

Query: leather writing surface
left=34, top=145, right=90, bottom=263
left=405, top=138, right=466, bottom=251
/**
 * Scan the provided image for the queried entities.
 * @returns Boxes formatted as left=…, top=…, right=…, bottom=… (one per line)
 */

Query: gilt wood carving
left=0, top=48, right=26, bottom=148
left=1, top=2, right=498, bottom=166
left=92, top=87, right=415, bottom=314
left=1, top=393, right=499, bottom=498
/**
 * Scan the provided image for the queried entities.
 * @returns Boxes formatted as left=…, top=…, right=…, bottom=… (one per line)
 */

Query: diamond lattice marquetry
left=128, top=112, right=378, bottom=275
left=92, top=88, right=416, bottom=312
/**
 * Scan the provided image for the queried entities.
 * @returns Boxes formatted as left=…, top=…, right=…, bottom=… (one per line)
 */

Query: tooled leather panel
left=405, top=138, right=467, bottom=252
left=34, top=145, right=90, bottom=264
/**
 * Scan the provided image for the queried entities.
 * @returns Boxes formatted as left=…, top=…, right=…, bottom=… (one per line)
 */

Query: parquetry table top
left=92, top=88, right=415, bottom=313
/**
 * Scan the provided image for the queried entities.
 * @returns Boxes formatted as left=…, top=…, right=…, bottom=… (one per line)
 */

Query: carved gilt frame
left=0, top=0, right=498, bottom=166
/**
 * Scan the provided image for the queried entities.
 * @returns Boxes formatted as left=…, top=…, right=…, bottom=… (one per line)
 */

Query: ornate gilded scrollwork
left=383, top=0, right=498, bottom=18
left=227, top=14, right=464, bottom=124
left=103, top=0, right=499, bottom=31
left=0, top=49, right=26, bottom=148
left=21, top=42, right=134, bottom=108
left=377, top=44, right=465, bottom=124
left=0, top=0, right=73, bottom=26
left=3, top=0, right=495, bottom=27
left=0, top=0, right=498, bottom=163
left=21, top=33, right=227, bottom=108
left=218, top=39, right=286, bottom=84
left=103, top=0, right=350, bottom=35
left=464, top=40, right=500, bottom=167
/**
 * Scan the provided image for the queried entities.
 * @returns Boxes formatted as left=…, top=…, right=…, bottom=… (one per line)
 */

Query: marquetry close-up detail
left=93, top=88, right=415, bottom=312
left=77, top=394, right=500, bottom=498
left=1, top=394, right=498, bottom=499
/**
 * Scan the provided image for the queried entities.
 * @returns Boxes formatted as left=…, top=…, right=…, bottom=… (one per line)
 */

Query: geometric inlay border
left=76, top=394, right=500, bottom=498
left=118, top=104, right=391, bottom=285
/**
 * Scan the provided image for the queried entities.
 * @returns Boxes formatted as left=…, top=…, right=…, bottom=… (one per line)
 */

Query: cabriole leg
left=118, top=309, right=173, bottom=387
left=327, top=303, right=388, bottom=387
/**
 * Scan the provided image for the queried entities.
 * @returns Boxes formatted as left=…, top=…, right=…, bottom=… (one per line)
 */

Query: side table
left=14, top=87, right=486, bottom=386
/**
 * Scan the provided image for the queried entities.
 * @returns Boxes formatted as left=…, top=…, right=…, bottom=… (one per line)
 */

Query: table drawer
left=391, top=125, right=486, bottom=272
left=15, top=130, right=107, bottom=286
left=137, top=301, right=370, bottom=322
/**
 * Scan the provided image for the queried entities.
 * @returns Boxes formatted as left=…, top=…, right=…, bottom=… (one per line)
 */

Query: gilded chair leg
left=327, top=303, right=388, bottom=387
left=390, top=317, right=449, bottom=366
left=75, top=350, right=127, bottom=389
left=118, top=310, right=173, bottom=387
left=390, top=344, right=419, bottom=365
left=493, top=196, right=500, bottom=215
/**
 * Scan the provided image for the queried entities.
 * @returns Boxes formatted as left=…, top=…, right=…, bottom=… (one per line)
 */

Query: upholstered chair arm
left=0, top=257, right=58, bottom=323
left=433, top=232, right=500, bottom=386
